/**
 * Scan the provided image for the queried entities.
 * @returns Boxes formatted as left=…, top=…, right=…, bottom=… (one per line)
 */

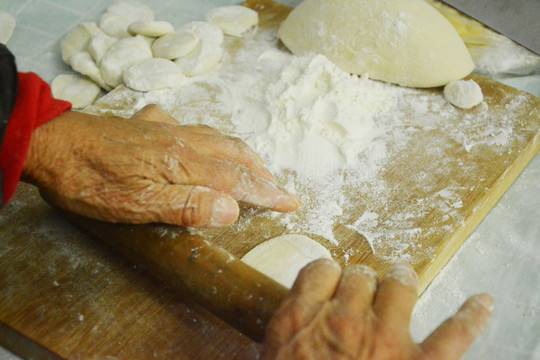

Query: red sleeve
left=0, top=72, right=72, bottom=206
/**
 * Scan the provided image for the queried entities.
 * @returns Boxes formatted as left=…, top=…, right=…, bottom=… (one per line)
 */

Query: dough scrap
left=123, top=58, right=184, bottom=91
left=99, top=12, right=132, bottom=39
left=128, top=20, right=174, bottom=37
left=61, top=23, right=100, bottom=65
left=100, top=35, right=153, bottom=88
left=51, top=74, right=101, bottom=109
left=444, top=79, right=483, bottom=109
left=152, top=30, right=199, bottom=59
left=107, top=0, right=154, bottom=23
left=241, top=234, right=332, bottom=288
left=278, top=0, right=474, bottom=88
left=0, top=11, right=16, bottom=44
left=206, top=6, right=259, bottom=37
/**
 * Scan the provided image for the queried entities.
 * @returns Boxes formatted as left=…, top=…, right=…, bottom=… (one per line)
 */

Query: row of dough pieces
left=52, top=1, right=259, bottom=108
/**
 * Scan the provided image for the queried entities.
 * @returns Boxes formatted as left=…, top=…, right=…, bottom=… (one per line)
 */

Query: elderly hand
left=240, top=260, right=493, bottom=360
left=22, top=104, right=300, bottom=228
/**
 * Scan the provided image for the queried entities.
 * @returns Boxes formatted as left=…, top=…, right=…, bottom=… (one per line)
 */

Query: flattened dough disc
left=241, top=234, right=332, bottom=288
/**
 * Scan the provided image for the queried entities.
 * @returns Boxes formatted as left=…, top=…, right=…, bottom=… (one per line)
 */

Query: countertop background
left=0, top=0, right=538, bottom=359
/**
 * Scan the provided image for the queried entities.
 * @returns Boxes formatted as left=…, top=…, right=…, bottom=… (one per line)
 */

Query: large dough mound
left=278, top=0, right=474, bottom=88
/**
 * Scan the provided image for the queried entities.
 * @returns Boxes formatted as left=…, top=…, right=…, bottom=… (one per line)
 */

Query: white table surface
left=1, top=0, right=538, bottom=359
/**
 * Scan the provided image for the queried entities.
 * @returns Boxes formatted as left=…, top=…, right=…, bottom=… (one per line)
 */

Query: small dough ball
left=206, top=6, right=258, bottom=37
left=99, top=12, right=131, bottom=39
left=100, top=35, right=153, bottom=88
left=52, top=74, right=101, bottom=109
left=444, top=79, right=483, bottom=109
left=241, top=234, right=332, bottom=288
left=123, top=58, right=184, bottom=91
left=61, top=23, right=100, bottom=64
left=69, top=52, right=110, bottom=91
left=0, top=11, right=16, bottom=44
left=175, top=41, right=223, bottom=76
left=152, top=30, right=199, bottom=59
left=88, top=31, right=118, bottom=65
left=107, top=0, right=154, bottom=23
left=128, top=20, right=174, bottom=37
left=278, top=0, right=474, bottom=88
left=178, top=21, right=224, bottom=46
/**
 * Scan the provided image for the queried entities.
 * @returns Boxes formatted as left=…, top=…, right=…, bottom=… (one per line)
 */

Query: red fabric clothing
left=0, top=72, right=71, bottom=206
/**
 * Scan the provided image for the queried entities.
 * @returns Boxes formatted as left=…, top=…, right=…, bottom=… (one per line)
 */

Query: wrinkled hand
left=240, top=260, right=493, bottom=360
left=23, top=104, right=300, bottom=228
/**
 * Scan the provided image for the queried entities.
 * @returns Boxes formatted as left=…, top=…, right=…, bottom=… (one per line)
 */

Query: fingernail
left=210, top=196, right=239, bottom=227
left=474, top=293, right=494, bottom=312
left=385, top=263, right=418, bottom=287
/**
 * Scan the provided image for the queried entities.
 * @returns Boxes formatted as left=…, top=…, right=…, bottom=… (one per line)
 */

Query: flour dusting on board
left=94, top=26, right=531, bottom=263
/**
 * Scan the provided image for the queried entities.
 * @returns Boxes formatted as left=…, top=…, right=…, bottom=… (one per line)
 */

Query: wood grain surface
left=1, top=0, right=539, bottom=359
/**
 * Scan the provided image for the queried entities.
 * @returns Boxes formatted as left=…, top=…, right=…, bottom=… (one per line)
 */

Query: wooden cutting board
left=1, top=0, right=539, bottom=359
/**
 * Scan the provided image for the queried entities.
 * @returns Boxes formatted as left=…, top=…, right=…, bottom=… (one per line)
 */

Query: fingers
left=183, top=155, right=301, bottom=213
left=333, top=265, right=379, bottom=319
left=144, top=184, right=240, bottom=228
left=421, top=293, right=493, bottom=360
left=373, top=263, right=419, bottom=334
left=93, top=183, right=240, bottom=228
left=265, top=259, right=341, bottom=349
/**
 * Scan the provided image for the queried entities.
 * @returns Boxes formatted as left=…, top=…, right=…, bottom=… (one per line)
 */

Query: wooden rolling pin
left=62, top=212, right=288, bottom=342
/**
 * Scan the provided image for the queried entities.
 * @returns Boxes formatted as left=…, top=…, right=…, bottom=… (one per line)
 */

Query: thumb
left=40, top=183, right=240, bottom=229
left=149, top=184, right=240, bottom=228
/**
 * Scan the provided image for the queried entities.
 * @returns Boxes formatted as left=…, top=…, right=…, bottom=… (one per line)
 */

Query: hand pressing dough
left=241, top=234, right=333, bottom=288
left=151, top=30, right=199, bottom=59
left=278, top=0, right=474, bottom=88
left=99, top=12, right=131, bottom=39
left=128, top=20, right=174, bottom=37
left=88, top=31, right=118, bottom=65
left=206, top=6, right=259, bottom=37
left=107, top=0, right=154, bottom=23
left=123, top=58, right=184, bottom=91
left=100, top=35, right=153, bottom=88
left=61, top=23, right=100, bottom=64
left=444, top=79, right=483, bottom=109
left=51, top=74, right=101, bottom=109
left=0, top=11, right=16, bottom=44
